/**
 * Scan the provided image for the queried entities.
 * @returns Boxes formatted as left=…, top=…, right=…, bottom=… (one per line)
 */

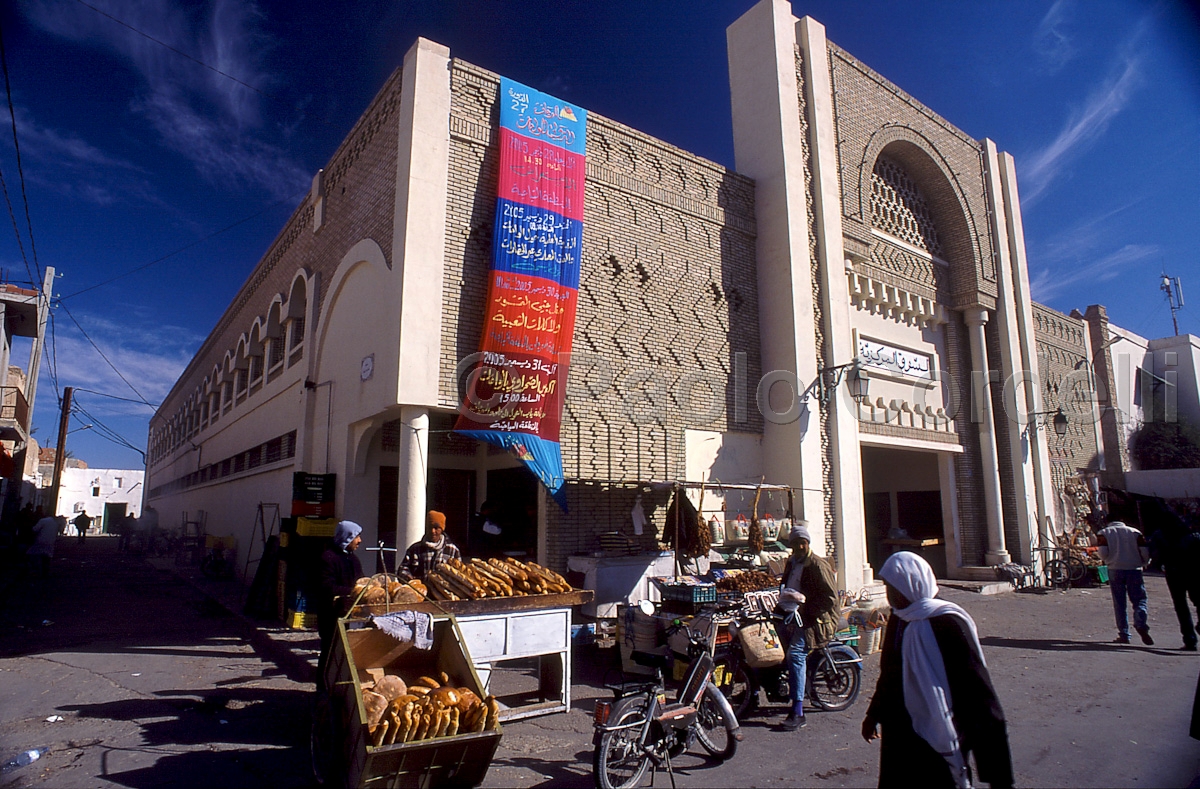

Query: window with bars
left=269, top=336, right=285, bottom=369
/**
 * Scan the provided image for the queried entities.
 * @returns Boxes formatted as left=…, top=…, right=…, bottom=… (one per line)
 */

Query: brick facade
left=440, top=61, right=761, bottom=568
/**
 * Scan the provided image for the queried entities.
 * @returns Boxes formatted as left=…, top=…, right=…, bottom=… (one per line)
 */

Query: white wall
left=57, top=467, right=145, bottom=528
left=1125, top=468, right=1200, bottom=499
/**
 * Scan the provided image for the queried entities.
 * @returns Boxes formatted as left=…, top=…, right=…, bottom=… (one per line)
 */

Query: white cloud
left=1020, top=56, right=1140, bottom=206
left=1030, top=242, right=1157, bottom=302
left=19, top=0, right=305, bottom=200
left=43, top=308, right=202, bottom=417
left=1019, top=16, right=1153, bottom=206
left=1033, top=0, right=1077, bottom=72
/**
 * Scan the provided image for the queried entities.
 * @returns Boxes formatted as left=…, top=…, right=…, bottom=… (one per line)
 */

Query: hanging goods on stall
left=748, top=485, right=765, bottom=554
left=666, top=485, right=710, bottom=560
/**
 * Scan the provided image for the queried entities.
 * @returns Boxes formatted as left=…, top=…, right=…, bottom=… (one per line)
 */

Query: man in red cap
left=400, top=510, right=461, bottom=581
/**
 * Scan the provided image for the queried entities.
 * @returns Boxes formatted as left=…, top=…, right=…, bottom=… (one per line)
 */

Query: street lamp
left=816, top=359, right=870, bottom=406
left=1028, top=408, right=1068, bottom=437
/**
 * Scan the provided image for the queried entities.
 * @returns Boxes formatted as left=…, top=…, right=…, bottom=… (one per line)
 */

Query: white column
left=727, top=0, right=824, bottom=537
left=393, top=38, right=451, bottom=407
left=797, top=15, right=870, bottom=589
left=964, top=307, right=1010, bottom=565
left=398, top=406, right=429, bottom=551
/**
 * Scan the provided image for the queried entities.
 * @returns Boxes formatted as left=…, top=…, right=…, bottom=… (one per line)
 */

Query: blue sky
left=0, top=0, right=1196, bottom=469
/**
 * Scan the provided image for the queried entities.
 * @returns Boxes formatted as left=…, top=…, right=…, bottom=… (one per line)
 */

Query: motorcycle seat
left=631, top=650, right=672, bottom=670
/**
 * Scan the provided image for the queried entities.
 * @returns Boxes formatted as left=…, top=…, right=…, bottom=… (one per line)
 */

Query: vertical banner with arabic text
left=454, top=78, right=585, bottom=505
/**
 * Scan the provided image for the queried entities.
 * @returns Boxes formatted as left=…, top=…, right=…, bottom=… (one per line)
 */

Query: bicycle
left=592, top=600, right=742, bottom=789
left=1035, top=545, right=1087, bottom=589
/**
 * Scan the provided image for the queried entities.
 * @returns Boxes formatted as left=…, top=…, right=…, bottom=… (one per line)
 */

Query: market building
left=146, top=0, right=1130, bottom=592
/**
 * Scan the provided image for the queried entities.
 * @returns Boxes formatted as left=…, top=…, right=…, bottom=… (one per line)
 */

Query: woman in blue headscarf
left=316, top=520, right=364, bottom=690
left=862, top=552, right=1012, bottom=788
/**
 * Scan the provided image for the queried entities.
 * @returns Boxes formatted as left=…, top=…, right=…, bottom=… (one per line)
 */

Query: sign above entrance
left=857, top=337, right=933, bottom=380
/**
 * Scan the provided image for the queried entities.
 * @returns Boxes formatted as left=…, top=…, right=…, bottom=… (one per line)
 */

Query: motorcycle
left=592, top=600, right=742, bottom=789
left=714, top=607, right=862, bottom=719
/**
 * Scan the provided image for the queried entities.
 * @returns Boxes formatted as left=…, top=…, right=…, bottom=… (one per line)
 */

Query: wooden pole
left=48, top=386, right=72, bottom=515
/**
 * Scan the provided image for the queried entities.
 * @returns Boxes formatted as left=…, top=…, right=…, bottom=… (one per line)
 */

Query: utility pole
left=1161, top=273, right=1185, bottom=336
left=48, top=386, right=72, bottom=516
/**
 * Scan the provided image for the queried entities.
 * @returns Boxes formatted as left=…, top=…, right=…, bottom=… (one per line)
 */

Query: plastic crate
left=287, top=609, right=319, bottom=630
left=835, top=625, right=858, bottom=647
left=297, top=517, right=338, bottom=537
left=654, top=579, right=717, bottom=605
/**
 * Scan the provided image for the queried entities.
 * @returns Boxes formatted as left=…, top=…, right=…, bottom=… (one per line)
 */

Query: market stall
left=348, top=560, right=593, bottom=722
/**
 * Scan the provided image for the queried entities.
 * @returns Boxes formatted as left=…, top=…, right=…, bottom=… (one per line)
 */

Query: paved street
left=0, top=537, right=314, bottom=788
left=2, top=535, right=1199, bottom=788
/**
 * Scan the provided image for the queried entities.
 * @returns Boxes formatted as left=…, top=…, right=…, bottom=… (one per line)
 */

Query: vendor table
left=384, top=590, right=593, bottom=722
left=567, top=552, right=675, bottom=618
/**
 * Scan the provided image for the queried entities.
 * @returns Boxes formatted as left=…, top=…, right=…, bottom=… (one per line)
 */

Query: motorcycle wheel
left=719, top=660, right=757, bottom=720
left=807, top=648, right=861, bottom=712
left=693, top=686, right=737, bottom=760
left=594, top=696, right=652, bottom=789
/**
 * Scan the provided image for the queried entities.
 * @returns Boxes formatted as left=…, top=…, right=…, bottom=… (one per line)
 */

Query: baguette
left=446, top=706, right=460, bottom=737
left=485, top=695, right=499, bottom=731
left=371, top=719, right=388, bottom=748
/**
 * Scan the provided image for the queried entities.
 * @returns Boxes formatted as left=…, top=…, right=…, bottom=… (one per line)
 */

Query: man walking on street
left=776, top=522, right=839, bottom=732
left=1152, top=516, right=1200, bottom=651
left=73, top=510, right=92, bottom=544
left=1097, top=519, right=1153, bottom=645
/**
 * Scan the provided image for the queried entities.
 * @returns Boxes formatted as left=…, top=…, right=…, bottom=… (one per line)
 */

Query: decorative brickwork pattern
left=442, top=61, right=760, bottom=571
left=1032, top=303, right=1102, bottom=492
left=827, top=42, right=996, bottom=309
left=871, top=157, right=943, bottom=256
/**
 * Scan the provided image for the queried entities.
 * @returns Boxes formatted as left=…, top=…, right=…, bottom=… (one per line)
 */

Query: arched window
left=870, top=156, right=943, bottom=256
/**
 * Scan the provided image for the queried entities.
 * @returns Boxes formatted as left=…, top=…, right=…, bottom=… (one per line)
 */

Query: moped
left=592, top=600, right=742, bottom=789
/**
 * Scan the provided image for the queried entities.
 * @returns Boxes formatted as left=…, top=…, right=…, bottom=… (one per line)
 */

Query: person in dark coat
left=862, top=552, right=1013, bottom=788
left=315, top=520, right=364, bottom=690
left=1149, top=516, right=1200, bottom=650
left=776, top=521, right=840, bottom=731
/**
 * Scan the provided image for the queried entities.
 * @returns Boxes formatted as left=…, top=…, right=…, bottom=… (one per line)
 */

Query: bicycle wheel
left=1065, top=556, right=1088, bottom=586
left=1045, top=559, right=1070, bottom=588
left=594, top=696, right=652, bottom=789
left=693, top=685, right=737, bottom=760
left=807, top=648, right=860, bottom=712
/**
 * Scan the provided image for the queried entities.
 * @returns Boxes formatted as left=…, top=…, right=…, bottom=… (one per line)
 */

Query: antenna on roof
left=1160, top=272, right=1184, bottom=336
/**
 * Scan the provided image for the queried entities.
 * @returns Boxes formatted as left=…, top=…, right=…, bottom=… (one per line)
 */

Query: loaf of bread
left=375, top=674, right=407, bottom=701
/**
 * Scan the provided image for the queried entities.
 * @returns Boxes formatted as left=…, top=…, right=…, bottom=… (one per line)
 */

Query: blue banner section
left=499, top=78, right=587, bottom=156
left=455, top=430, right=566, bottom=504
left=492, top=198, right=583, bottom=289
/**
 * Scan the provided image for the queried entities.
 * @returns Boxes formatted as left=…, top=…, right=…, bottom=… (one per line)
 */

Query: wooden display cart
left=315, top=615, right=501, bottom=789
left=352, top=590, right=593, bottom=722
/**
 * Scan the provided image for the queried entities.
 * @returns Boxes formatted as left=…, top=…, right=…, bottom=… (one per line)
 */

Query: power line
left=0, top=18, right=41, bottom=287
left=59, top=192, right=303, bottom=300
left=71, top=400, right=145, bottom=459
left=70, top=386, right=159, bottom=409
left=58, top=302, right=153, bottom=407
left=72, top=0, right=263, bottom=97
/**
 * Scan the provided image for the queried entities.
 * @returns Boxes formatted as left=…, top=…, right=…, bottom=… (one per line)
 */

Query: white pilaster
left=982, top=140, right=1036, bottom=564
left=964, top=307, right=1010, bottom=565
left=727, top=1, right=824, bottom=540
left=798, top=16, right=870, bottom=589
left=398, top=406, right=429, bottom=550
left=997, top=151, right=1055, bottom=556
left=393, top=38, right=451, bottom=407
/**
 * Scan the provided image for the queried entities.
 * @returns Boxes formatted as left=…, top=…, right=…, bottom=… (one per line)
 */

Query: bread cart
left=312, top=614, right=502, bottom=789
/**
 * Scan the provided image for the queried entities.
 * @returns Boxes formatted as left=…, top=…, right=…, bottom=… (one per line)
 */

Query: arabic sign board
left=292, top=472, right=336, bottom=518
left=857, top=337, right=933, bottom=380
left=454, top=78, right=587, bottom=503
